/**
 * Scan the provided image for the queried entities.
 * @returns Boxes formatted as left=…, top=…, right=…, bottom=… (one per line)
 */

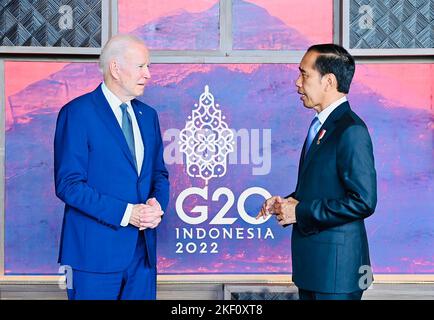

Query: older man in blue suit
left=258, top=44, right=377, bottom=300
left=54, top=34, right=169, bottom=300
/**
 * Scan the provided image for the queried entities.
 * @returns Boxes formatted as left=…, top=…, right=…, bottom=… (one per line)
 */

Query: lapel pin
left=317, top=129, right=326, bottom=145
left=139, top=111, right=143, bottom=115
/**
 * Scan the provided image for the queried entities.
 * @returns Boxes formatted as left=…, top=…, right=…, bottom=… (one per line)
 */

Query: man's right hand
left=129, top=203, right=164, bottom=230
left=256, top=195, right=280, bottom=220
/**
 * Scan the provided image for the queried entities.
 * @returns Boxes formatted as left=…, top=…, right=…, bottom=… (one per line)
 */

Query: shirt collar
left=316, top=96, right=347, bottom=125
left=101, top=82, right=132, bottom=110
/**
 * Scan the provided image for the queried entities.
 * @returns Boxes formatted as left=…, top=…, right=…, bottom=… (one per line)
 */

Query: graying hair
left=98, top=34, right=146, bottom=75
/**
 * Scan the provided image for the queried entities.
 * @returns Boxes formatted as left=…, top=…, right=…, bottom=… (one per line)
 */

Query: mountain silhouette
left=130, top=0, right=309, bottom=50
left=232, top=0, right=310, bottom=49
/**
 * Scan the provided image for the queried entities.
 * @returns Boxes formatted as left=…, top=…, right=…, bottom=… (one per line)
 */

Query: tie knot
left=120, top=102, right=128, bottom=112
left=310, top=116, right=320, bottom=128
left=309, top=117, right=321, bottom=132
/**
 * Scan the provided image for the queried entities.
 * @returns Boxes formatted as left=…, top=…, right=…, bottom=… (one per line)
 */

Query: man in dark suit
left=257, top=44, right=377, bottom=300
left=54, top=34, right=169, bottom=300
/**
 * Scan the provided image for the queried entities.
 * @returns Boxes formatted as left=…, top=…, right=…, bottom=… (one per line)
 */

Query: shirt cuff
left=120, top=203, right=133, bottom=227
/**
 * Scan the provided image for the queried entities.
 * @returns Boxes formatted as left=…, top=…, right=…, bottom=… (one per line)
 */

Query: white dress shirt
left=101, top=82, right=144, bottom=227
left=316, top=96, right=347, bottom=126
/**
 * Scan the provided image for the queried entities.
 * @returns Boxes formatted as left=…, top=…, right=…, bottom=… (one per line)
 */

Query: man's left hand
left=273, top=196, right=299, bottom=226
left=139, top=198, right=163, bottom=230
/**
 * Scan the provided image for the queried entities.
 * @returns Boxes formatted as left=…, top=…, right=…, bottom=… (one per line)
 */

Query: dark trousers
left=67, top=231, right=156, bottom=300
left=298, top=288, right=364, bottom=300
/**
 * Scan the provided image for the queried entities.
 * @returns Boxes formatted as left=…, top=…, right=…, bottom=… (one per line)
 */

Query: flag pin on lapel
left=317, top=129, right=326, bottom=144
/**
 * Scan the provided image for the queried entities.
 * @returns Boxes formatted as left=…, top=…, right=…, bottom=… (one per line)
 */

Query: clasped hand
left=129, top=198, right=164, bottom=230
left=256, top=196, right=299, bottom=226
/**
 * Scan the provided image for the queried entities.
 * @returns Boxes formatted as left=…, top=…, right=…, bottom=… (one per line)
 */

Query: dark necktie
left=119, top=103, right=137, bottom=169
left=304, top=116, right=321, bottom=158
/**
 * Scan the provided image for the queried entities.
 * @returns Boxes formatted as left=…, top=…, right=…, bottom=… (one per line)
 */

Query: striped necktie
left=119, top=102, right=137, bottom=169
left=304, top=116, right=321, bottom=158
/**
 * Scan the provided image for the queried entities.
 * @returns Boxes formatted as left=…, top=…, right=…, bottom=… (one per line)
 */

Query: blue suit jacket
left=289, top=102, right=377, bottom=293
left=54, top=84, right=169, bottom=273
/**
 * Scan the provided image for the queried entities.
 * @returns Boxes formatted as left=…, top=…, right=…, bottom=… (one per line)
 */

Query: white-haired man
left=54, top=34, right=169, bottom=300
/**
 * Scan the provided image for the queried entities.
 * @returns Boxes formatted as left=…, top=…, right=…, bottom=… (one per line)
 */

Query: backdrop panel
left=117, top=0, right=219, bottom=50
left=4, top=61, right=433, bottom=274
left=232, top=0, right=333, bottom=50
left=0, top=0, right=102, bottom=48
left=348, top=0, right=433, bottom=50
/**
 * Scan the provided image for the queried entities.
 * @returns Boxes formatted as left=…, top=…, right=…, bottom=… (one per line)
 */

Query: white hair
left=98, top=34, right=147, bottom=75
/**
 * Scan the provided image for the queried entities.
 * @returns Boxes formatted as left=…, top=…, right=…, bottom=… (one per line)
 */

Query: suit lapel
left=92, top=85, right=137, bottom=171
left=299, top=102, right=351, bottom=178
left=296, top=139, right=307, bottom=185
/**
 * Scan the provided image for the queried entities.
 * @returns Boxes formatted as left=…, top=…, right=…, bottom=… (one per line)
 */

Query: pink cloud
left=5, top=61, right=69, bottom=130
left=5, top=61, right=101, bottom=131
left=5, top=61, right=68, bottom=109
left=352, top=64, right=433, bottom=111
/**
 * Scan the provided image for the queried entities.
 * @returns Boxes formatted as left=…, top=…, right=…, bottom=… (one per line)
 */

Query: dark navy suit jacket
left=289, top=101, right=377, bottom=293
left=54, top=84, right=169, bottom=273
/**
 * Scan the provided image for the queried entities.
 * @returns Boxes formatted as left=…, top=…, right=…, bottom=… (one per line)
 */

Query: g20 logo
left=176, top=186, right=272, bottom=225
